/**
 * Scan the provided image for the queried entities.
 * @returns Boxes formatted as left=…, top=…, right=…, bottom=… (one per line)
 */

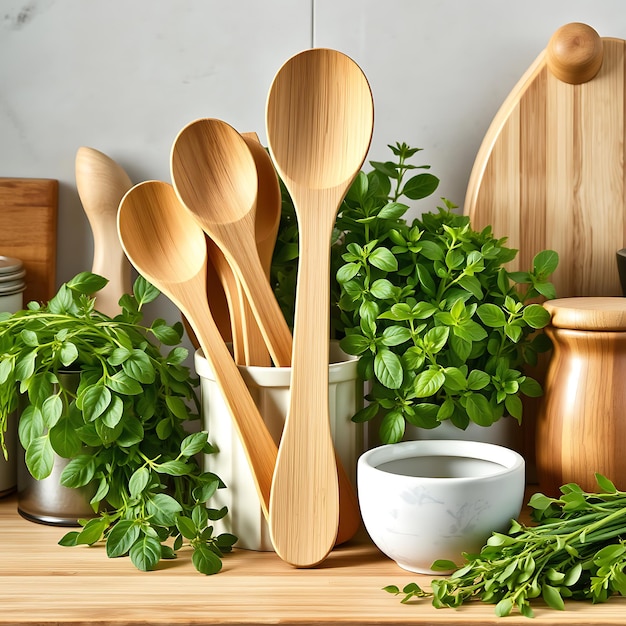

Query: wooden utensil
left=117, top=180, right=276, bottom=519
left=238, top=132, right=282, bottom=367
left=170, top=118, right=292, bottom=367
left=75, top=147, right=133, bottom=316
left=0, top=178, right=57, bottom=305
left=465, top=22, right=624, bottom=298
left=266, top=48, right=374, bottom=567
left=183, top=133, right=280, bottom=367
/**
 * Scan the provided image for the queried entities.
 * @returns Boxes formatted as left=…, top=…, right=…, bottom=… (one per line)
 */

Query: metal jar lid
left=0, top=256, right=24, bottom=275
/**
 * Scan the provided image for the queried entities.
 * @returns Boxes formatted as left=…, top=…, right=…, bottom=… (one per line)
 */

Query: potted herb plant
left=0, top=272, right=235, bottom=574
left=272, top=142, right=557, bottom=444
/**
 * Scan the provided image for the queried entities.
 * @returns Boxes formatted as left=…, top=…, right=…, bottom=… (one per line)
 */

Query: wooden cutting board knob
left=546, top=22, right=604, bottom=84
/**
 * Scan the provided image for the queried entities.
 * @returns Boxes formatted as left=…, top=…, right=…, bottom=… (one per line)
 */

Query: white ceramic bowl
left=357, top=439, right=525, bottom=574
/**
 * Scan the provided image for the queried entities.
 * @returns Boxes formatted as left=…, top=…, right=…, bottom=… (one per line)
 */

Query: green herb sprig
left=272, top=142, right=557, bottom=443
left=386, top=474, right=626, bottom=617
left=0, top=272, right=235, bottom=574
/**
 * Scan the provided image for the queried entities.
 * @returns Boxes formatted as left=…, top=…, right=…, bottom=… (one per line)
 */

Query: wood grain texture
left=537, top=298, right=626, bottom=495
left=2, top=494, right=626, bottom=625
left=465, top=33, right=626, bottom=299
left=266, top=49, right=374, bottom=567
left=171, top=118, right=292, bottom=368
left=75, top=147, right=133, bottom=317
left=0, top=177, right=57, bottom=305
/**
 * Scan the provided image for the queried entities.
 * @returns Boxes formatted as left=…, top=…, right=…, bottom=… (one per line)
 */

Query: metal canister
left=17, top=371, right=98, bottom=526
left=0, top=256, right=26, bottom=498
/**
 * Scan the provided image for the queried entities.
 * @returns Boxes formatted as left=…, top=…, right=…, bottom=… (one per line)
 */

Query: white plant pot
left=194, top=342, right=363, bottom=551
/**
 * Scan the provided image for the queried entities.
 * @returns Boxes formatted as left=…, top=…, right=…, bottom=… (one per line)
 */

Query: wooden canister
left=536, top=297, right=626, bottom=495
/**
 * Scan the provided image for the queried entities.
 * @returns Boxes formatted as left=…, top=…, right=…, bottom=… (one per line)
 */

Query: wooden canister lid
left=544, top=297, right=626, bottom=330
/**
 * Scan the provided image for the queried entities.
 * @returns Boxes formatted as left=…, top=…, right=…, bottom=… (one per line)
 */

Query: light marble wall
left=1, top=0, right=624, bottom=337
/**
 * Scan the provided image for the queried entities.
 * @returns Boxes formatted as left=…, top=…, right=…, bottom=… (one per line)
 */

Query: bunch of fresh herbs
left=0, top=272, right=235, bottom=574
left=386, top=474, right=626, bottom=617
left=272, top=142, right=557, bottom=443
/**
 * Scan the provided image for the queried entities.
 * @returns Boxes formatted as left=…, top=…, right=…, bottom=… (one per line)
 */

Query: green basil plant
left=272, top=142, right=558, bottom=444
left=0, top=272, right=235, bottom=574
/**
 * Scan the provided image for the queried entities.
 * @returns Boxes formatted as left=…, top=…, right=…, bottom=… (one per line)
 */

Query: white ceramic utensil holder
left=194, top=342, right=363, bottom=551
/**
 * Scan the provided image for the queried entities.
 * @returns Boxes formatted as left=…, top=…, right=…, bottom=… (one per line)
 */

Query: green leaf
left=414, top=369, right=445, bottom=398
left=533, top=250, right=559, bottom=277
left=520, top=377, right=543, bottom=397
left=467, top=369, right=490, bottom=391
left=133, top=275, right=160, bottom=306
left=25, top=435, right=55, bottom=480
left=60, top=455, right=96, bottom=488
left=340, top=334, right=371, bottom=356
left=180, top=431, right=209, bottom=457
left=122, top=350, right=156, bottom=384
left=41, top=395, right=63, bottom=428
left=401, top=173, right=439, bottom=200
left=595, top=473, right=618, bottom=494
left=176, top=515, right=198, bottom=540
left=129, top=534, right=162, bottom=572
left=542, top=584, right=565, bottom=611
left=150, top=322, right=180, bottom=346
left=74, top=517, right=108, bottom=546
left=192, top=543, right=223, bottom=575
left=67, top=271, right=108, bottom=295
left=418, top=240, right=445, bottom=262
left=381, top=326, right=411, bottom=347
left=374, top=349, right=403, bottom=389
left=368, top=247, right=398, bottom=272
left=59, top=341, right=79, bottom=367
left=49, top=417, right=82, bottom=458
left=20, top=329, right=39, bottom=347
left=370, top=278, right=396, bottom=299
left=495, top=597, right=514, bottom=617
left=165, top=395, right=191, bottom=421
left=15, top=349, right=36, bottom=381
left=504, top=393, right=523, bottom=419
left=100, top=394, right=124, bottom=429
left=378, top=202, right=409, bottom=220
left=146, top=493, right=183, bottom=527
left=522, top=304, right=551, bottom=329
left=129, top=467, right=151, bottom=498
left=465, top=393, right=494, bottom=426
left=477, top=303, right=506, bottom=328
left=336, top=262, right=361, bottom=283
left=107, top=520, right=141, bottom=558
left=106, top=371, right=143, bottom=395
left=81, top=385, right=112, bottom=422
left=424, top=326, right=449, bottom=353
left=379, top=410, right=405, bottom=444
left=155, top=460, right=192, bottom=476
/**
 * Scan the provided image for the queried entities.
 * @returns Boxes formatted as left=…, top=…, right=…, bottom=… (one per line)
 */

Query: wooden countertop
left=1, top=493, right=626, bottom=625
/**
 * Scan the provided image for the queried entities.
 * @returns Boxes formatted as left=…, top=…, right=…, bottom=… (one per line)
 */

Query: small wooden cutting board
left=0, top=178, right=58, bottom=305
left=465, top=23, right=626, bottom=298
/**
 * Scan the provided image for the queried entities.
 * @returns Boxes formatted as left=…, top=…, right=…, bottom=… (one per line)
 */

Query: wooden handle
left=75, top=147, right=133, bottom=317
left=546, top=22, right=604, bottom=84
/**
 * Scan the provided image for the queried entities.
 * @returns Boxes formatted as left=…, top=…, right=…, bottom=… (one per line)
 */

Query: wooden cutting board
left=0, top=178, right=58, bottom=305
left=465, top=22, right=626, bottom=298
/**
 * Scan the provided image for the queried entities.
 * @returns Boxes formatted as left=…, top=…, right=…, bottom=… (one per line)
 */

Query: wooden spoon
left=239, top=132, right=282, bottom=367
left=117, top=180, right=276, bottom=519
left=75, top=146, right=133, bottom=317
left=170, top=118, right=292, bottom=367
left=266, top=48, right=374, bottom=567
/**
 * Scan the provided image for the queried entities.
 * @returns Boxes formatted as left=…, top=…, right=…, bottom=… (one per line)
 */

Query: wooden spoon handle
left=270, top=200, right=340, bottom=567
left=183, top=290, right=277, bottom=519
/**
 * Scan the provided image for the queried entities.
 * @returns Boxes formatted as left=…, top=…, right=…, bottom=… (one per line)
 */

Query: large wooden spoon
left=170, top=118, right=292, bottom=367
left=75, top=146, right=133, bottom=317
left=266, top=49, right=374, bottom=567
left=117, top=180, right=276, bottom=519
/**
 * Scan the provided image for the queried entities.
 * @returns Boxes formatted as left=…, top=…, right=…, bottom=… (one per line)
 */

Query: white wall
left=1, top=0, right=624, bottom=337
